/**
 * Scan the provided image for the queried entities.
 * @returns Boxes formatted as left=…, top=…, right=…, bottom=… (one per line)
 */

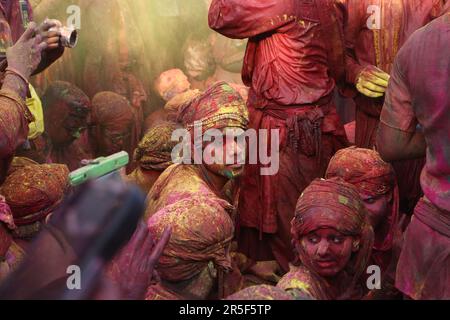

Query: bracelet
left=5, top=66, right=29, bottom=85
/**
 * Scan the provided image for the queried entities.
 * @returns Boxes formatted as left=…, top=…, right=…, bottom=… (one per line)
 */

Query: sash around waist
left=414, top=197, right=450, bottom=237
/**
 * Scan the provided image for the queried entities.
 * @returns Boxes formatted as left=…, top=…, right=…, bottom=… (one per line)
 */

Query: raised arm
left=208, top=0, right=295, bottom=39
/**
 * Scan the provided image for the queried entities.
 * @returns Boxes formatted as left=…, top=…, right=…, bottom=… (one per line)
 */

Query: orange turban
left=0, top=164, right=69, bottom=226
left=147, top=196, right=234, bottom=282
left=133, top=121, right=180, bottom=171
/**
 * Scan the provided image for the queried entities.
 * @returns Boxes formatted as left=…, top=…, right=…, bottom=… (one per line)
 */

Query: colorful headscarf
left=164, top=89, right=202, bottom=123
left=292, top=178, right=374, bottom=288
left=147, top=196, right=234, bottom=282
left=7, top=157, right=38, bottom=177
left=174, top=81, right=249, bottom=135
left=133, top=121, right=179, bottom=171
left=225, top=285, right=294, bottom=300
left=0, top=164, right=69, bottom=226
left=325, top=147, right=399, bottom=253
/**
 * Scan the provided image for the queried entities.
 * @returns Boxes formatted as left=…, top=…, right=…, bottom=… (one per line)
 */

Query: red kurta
left=344, top=0, right=442, bottom=213
left=209, top=0, right=348, bottom=272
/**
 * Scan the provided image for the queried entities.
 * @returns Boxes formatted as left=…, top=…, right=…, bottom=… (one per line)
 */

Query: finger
left=147, top=227, right=171, bottom=269
left=357, top=84, right=384, bottom=98
left=37, top=41, right=49, bottom=52
left=362, top=81, right=387, bottom=93
left=363, top=90, right=384, bottom=98
left=141, top=226, right=156, bottom=254
left=45, top=37, right=60, bottom=45
left=119, top=167, right=127, bottom=181
left=46, top=38, right=60, bottom=49
left=368, top=74, right=389, bottom=88
left=41, top=31, right=61, bottom=39
left=46, top=43, right=60, bottom=50
left=130, top=222, right=149, bottom=247
left=38, top=19, right=60, bottom=33
left=374, top=71, right=390, bottom=82
left=21, top=22, right=37, bottom=41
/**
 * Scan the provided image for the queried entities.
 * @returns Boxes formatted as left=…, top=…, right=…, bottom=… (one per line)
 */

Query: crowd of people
left=0, top=0, right=448, bottom=300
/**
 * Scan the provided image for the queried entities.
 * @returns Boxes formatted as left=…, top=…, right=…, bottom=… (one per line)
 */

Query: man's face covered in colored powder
left=201, top=128, right=246, bottom=180
left=359, top=190, right=393, bottom=230
left=47, top=100, right=90, bottom=146
left=299, top=214, right=358, bottom=278
left=98, top=122, right=132, bottom=156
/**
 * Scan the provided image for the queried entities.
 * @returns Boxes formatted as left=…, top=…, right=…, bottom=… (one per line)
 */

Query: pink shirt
left=380, top=11, right=450, bottom=212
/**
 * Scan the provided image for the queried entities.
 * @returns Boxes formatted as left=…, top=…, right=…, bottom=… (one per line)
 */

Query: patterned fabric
left=164, top=89, right=202, bottom=122
left=225, top=284, right=293, bottom=300
left=277, top=265, right=327, bottom=300
left=175, top=81, right=249, bottom=134
left=147, top=196, right=234, bottom=283
left=145, top=164, right=236, bottom=221
left=326, top=147, right=395, bottom=195
left=7, top=156, right=38, bottom=176
left=133, top=121, right=179, bottom=171
left=0, top=88, right=32, bottom=183
left=0, top=164, right=69, bottom=226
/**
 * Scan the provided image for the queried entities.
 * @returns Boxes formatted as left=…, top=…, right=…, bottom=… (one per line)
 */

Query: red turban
left=292, top=178, right=374, bottom=286
left=174, top=81, right=249, bottom=134
left=0, top=164, right=69, bottom=226
left=325, top=147, right=399, bottom=253
left=326, top=147, right=396, bottom=196
left=147, top=196, right=234, bottom=282
left=164, top=89, right=202, bottom=123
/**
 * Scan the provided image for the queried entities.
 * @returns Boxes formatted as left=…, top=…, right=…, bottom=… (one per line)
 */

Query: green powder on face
left=338, top=195, right=349, bottom=205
